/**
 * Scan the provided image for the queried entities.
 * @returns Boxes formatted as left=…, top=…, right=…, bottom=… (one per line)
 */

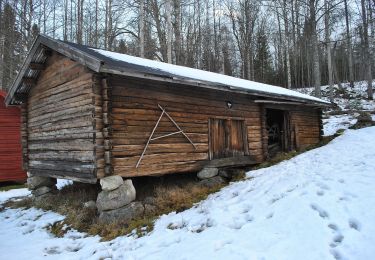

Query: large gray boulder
left=100, top=175, right=124, bottom=191
left=197, top=168, right=218, bottom=180
left=99, top=202, right=144, bottom=223
left=27, top=176, right=56, bottom=190
left=96, top=179, right=136, bottom=212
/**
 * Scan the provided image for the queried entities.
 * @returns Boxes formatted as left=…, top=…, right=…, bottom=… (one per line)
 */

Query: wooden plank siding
left=0, top=91, right=27, bottom=182
left=290, top=108, right=321, bottom=149
left=109, top=75, right=264, bottom=177
left=26, top=52, right=98, bottom=183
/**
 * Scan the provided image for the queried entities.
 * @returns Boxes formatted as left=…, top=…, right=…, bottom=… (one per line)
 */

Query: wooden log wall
left=109, top=75, right=264, bottom=178
left=290, top=107, right=321, bottom=150
left=20, top=103, right=28, bottom=171
left=26, top=52, right=98, bottom=183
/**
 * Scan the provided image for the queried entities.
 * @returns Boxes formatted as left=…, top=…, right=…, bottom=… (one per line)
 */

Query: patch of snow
left=1, top=127, right=375, bottom=259
left=0, top=179, right=72, bottom=205
left=323, top=114, right=358, bottom=136
left=0, top=188, right=30, bottom=204
left=92, top=48, right=328, bottom=104
left=56, top=179, right=73, bottom=190
left=295, top=81, right=375, bottom=112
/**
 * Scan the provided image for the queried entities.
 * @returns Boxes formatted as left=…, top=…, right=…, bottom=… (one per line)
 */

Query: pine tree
left=254, top=26, right=273, bottom=84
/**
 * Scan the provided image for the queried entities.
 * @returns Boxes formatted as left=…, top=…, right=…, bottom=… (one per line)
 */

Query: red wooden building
left=0, top=90, right=26, bottom=182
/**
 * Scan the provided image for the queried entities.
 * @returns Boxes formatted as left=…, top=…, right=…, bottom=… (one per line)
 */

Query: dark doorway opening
left=266, top=109, right=291, bottom=157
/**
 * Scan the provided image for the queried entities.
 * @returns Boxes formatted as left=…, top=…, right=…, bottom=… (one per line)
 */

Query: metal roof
left=6, top=35, right=330, bottom=107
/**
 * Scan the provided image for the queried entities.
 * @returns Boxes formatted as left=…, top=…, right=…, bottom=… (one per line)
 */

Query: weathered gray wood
left=30, top=169, right=97, bottom=184
left=204, top=156, right=257, bottom=168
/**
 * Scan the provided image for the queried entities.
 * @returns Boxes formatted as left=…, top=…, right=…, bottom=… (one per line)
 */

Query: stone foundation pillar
left=27, top=176, right=57, bottom=201
left=96, top=176, right=144, bottom=223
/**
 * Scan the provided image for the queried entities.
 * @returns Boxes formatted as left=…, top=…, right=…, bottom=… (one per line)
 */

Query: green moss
left=0, top=183, right=26, bottom=192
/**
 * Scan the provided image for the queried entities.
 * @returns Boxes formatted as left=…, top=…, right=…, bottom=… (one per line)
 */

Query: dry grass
left=0, top=182, right=26, bottom=192
left=4, top=136, right=335, bottom=241
left=5, top=174, right=225, bottom=241
left=88, top=181, right=224, bottom=241
left=153, top=182, right=224, bottom=214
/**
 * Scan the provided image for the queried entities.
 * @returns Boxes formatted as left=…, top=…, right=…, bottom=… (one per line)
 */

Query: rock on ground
left=96, top=180, right=136, bottom=212
left=100, top=175, right=124, bottom=191
left=99, top=202, right=144, bottom=223
left=27, top=176, right=56, bottom=190
left=31, top=186, right=57, bottom=197
left=83, top=200, right=97, bottom=209
left=198, top=176, right=226, bottom=188
left=197, top=168, right=218, bottom=180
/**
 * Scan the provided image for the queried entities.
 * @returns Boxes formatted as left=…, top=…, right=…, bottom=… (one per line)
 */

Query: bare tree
left=325, top=0, right=333, bottom=102
left=361, top=0, right=373, bottom=99
left=166, top=0, right=172, bottom=63
left=344, top=0, right=354, bottom=88
left=139, top=0, right=145, bottom=57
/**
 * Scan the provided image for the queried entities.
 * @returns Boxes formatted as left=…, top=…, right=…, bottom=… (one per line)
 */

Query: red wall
left=0, top=91, right=26, bottom=182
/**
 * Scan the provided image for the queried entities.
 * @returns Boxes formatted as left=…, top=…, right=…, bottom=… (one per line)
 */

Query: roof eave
left=100, top=66, right=331, bottom=107
left=5, top=35, right=103, bottom=106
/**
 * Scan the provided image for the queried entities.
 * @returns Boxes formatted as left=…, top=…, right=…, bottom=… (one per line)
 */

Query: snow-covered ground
left=0, top=179, right=72, bottom=204
left=1, top=126, right=375, bottom=260
left=322, top=114, right=358, bottom=136
left=296, top=81, right=375, bottom=112
left=297, top=81, right=375, bottom=136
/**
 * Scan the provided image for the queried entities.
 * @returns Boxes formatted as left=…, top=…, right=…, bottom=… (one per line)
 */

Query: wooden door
left=209, top=119, right=249, bottom=159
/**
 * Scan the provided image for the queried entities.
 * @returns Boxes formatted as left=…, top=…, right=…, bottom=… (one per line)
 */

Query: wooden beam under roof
left=29, top=62, right=45, bottom=71
left=22, top=77, right=37, bottom=86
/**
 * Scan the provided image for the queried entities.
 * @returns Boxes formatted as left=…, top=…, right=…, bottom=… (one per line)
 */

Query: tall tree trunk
left=64, top=0, right=68, bottom=41
left=325, top=0, right=334, bottom=102
left=139, top=0, right=145, bottom=57
left=361, top=0, right=373, bottom=99
left=344, top=0, right=354, bottom=87
left=105, top=0, right=108, bottom=49
left=76, top=0, right=84, bottom=44
left=173, top=0, right=182, bottom=64
left=283, top=0, right=291, bottom=89
left=95, top=0, right=98, bottom=47
left=309, top=0, right=321, bottom=98
left=166, top=0, right=172, bottom=63
left=53, top=1, right=56, bottom=39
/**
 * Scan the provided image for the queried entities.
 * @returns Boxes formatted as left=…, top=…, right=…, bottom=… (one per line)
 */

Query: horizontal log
left=113, top=152, right=208, bottom=167
left=111, top=133, right=208, bottom=145
left=30, top=168, right=97, bottom=184
left=28, top=139, right=94, bottom=151
left=204, top=156, right=257, bottom=168
left=28, top=115, right=94, bottom=133
left=29, top=150, right=96, bottom=162
left=114, top=161, right=204, bottom=177
left=29, top=160, right=95, bottom=174
left=112, top=143, right=207, bottom=157
left=112, top=125, right=208, bottom=134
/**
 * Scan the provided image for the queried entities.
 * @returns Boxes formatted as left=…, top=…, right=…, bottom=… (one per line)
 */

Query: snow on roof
left=92, top=48, right=329, bottom=105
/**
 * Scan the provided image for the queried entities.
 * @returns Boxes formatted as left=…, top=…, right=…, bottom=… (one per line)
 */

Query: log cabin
left=5, top=35, right=329, bottom=184
left=0, top=90, right=27, bottom=182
